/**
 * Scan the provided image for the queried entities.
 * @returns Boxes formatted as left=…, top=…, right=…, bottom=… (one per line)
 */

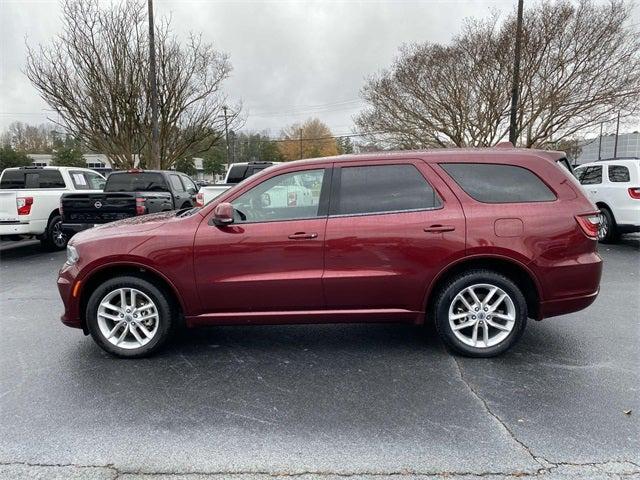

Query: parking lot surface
left=0, top=237, right=638, bottom=479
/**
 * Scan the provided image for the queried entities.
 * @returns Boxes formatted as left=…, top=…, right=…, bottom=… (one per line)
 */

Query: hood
left=72, top=211, right=178, bottom=243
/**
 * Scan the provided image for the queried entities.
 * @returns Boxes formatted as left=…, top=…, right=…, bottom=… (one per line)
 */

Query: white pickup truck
left=0, top=166, right=105, bottom=250
left=200, top=161, right=279, bottom=204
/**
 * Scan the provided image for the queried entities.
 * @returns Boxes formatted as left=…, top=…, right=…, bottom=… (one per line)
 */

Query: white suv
left=574, top=159, right=640, bottom=242
left=0, top=166, right=105, bottom=249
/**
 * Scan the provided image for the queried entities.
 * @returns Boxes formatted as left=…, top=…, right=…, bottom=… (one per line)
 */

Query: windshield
left=105, top=172, right=167, bottom=192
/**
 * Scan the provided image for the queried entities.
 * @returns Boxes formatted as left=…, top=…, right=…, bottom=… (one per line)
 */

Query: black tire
left=86, top=276, right=174, bottom=358
left=40, top=214, right=68, bottom=251
left=433, top=270, right=528, bottom=358
left=597, top=206, right=618, bottom=244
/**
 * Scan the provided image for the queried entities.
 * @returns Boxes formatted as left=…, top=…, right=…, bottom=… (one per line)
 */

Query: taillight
left=135, top=197, right=146, bottom=215
left=287, top=191, right=297, bottom=207
left=196, top=192, right=204, bottom=207
left=628, top=187, right=640, bottom=200
left=17, top=197, right=33, bottom=215
left=575, top=213, right=600, bottom=239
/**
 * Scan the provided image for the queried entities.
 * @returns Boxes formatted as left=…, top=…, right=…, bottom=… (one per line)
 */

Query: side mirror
left=212, top=202, right=234, bottom=226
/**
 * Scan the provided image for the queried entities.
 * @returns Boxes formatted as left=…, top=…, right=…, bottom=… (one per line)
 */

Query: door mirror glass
left=212, top=202, right=234, bottom=226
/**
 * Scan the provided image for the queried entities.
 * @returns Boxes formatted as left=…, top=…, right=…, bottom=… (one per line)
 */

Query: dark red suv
left=58, top=148, right=602, bottom=358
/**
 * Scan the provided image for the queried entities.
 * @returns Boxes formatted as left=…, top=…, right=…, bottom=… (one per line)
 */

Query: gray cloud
left=2, top=0, right=636, bottom=136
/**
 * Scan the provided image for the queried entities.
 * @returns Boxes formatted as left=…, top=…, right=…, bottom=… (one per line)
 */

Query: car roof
left=265, top=147, right=566, bottom=170
left=576, top=158, right=640, bottom=168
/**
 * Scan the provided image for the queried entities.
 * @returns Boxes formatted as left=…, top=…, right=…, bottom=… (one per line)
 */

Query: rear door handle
left=288, top=232, right=318, bottom=240
left=424, top=224, right=455, bottom=233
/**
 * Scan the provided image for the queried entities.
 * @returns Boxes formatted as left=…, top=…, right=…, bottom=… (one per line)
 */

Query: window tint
left=441, top=163, right=556, bottom=203
left=170, top=174, right=185, bottom=192
left=334, top=164, right=440, bottom=215
left=232, top=169, right=325, bottom=223
left=579, top=166, right=602, bottom=185
left=0, top=170, right=25, bottom=189
left=105, top=172, right=167, bottom=192
left=226, top=165, right=249, bottom=183
left=608, top=165, right=630, bottom=183
left=0, top=169, right=65, bottom=189
left=574, top=167, right=585, bottom=181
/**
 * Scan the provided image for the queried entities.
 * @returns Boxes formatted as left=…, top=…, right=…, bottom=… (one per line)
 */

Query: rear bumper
left=61, top=223, right=95, bottom=233
left=539, top=288, right=599, bottom=319
left=0, top=221, right=42, bottom=236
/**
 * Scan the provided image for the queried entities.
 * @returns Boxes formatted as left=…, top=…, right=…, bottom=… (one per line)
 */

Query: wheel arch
left=595, top=201, right=616, bottom=222
left=78, top=263, right=185, bottom=332
left=425, top=255, right=542, bottom=322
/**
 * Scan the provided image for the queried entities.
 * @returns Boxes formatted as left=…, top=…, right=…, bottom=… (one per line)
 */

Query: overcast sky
left=1, top=0, right=637, bottom=137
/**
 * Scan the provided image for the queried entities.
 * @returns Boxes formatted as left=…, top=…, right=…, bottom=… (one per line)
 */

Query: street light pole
left=148, top=0, right=160, bottom=169
left=613, top=111, right=620, bottom=159
left=508, top=0, right=524, bottom=146
left=597, top=122, right=603, bottom=161
left=223, top=105, right=231, bottom=168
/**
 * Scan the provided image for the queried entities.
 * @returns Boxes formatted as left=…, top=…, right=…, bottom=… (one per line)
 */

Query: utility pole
left=223, top=105, right=230, bottom=168
left=148, top=0, right=160, bottom=169
left=299, top=129, right=303, bottom=159
left=597, top=122, right=603, bottom=161
left=508, top=0, right=524, bottom=146
left=613, top=111, right=620, bottom=159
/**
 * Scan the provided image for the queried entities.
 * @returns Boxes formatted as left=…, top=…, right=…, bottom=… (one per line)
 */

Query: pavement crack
left=452, top=356, right=551, bottom=471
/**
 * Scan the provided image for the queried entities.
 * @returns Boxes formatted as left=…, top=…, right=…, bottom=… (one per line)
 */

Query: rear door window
left=333, top=164, right=441, bottom=215
left=440, top=163, right=556, bottom=203
left=579, top=166, right=603, bottom=185
left=608, top=165, right=630, bottom=182
left=170, top=174, right=185, bottom=192
left=70, top=171, right=106, bottom=190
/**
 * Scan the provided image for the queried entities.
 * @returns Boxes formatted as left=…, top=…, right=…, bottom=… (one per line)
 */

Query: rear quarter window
left=440, top=163, right=556, bottom=203
left=0, top=170, right=25, bottom=189
left=608, top=165, right=630, bottom=183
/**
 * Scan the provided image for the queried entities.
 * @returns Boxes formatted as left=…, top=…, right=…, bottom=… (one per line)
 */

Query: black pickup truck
left=61, top=170, right=202, bottom=233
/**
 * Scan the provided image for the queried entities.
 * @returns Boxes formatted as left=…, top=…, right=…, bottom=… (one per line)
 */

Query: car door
left=578, top=165, right=603, bottom=203
left=193, top=166, right=330, bottom=314
left=322, top=160, right=465, bottom=314
left=179, top=174, right=199, bottom=205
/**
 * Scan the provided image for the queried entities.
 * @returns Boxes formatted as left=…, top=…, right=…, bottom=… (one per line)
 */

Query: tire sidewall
left=598, top=207, right=617, bottom=244
left=86, top=276, right=173, bottom=358
left=434, top=271, right=528, bottom=357
left=42, top=215, right=68, bottom=251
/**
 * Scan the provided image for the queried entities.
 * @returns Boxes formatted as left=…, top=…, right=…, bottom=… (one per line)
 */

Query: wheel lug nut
left=472, top=315, right=476, bottom=319
left=133, top=314, right=138, bottom=318
left=120, top=314, right=124, bottom=317
left=475, top=307, right=479, bottom=311
left=484, top=307, right=488, bottom=311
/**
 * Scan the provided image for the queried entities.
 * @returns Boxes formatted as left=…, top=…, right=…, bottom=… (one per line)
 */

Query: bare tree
left=25, top=0, right=238, bottom=169
left=1, top=122, right=58, bottom=153
left=356, top=0, right=640, bottom=149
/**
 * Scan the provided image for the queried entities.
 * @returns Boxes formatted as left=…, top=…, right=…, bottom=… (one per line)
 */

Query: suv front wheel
left=434, top=270, right=527, bottom=357
left=86, top=276, right=174, bottom=358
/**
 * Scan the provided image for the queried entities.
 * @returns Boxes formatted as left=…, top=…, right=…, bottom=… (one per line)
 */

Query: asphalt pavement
left=0, top=237, right=638, bottom=479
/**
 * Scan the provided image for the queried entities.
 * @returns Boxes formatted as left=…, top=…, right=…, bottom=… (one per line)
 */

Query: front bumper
left=57, top=263, right=84, bottom=330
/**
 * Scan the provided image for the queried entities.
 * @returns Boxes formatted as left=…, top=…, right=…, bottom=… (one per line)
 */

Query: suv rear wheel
left=86, top=276, right=173, bottom=358
left=433, top=270, right=527, bottom=357
left=597, top=206, right=618, bottom=243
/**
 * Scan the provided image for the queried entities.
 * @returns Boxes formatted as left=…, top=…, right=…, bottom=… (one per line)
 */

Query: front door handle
left=424, top=224, right=455, bottom=233
left=288, top=232, right=318, bottom=240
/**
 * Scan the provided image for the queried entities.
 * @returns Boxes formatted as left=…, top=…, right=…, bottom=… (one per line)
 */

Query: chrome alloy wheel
left=51, top=220, right=67, bottom=248
left=448, top=283, right=516, bottom=348
left=97, top=288, right=159, bottom=350
left=597, top=211, right=609, bottom=241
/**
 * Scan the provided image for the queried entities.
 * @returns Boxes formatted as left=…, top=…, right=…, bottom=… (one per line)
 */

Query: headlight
left=66, top=245, right=79, bottom=264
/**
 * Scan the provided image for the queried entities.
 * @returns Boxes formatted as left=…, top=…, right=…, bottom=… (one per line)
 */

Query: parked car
left=574, top=159, right=640, bottom=242
left=0, top=166, right=105, bottom=250
left=58, top=147, right=602, bottom=358
left=200, top=161, right=279, bottom=204
left=60, top=169, right=203, bottom=234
